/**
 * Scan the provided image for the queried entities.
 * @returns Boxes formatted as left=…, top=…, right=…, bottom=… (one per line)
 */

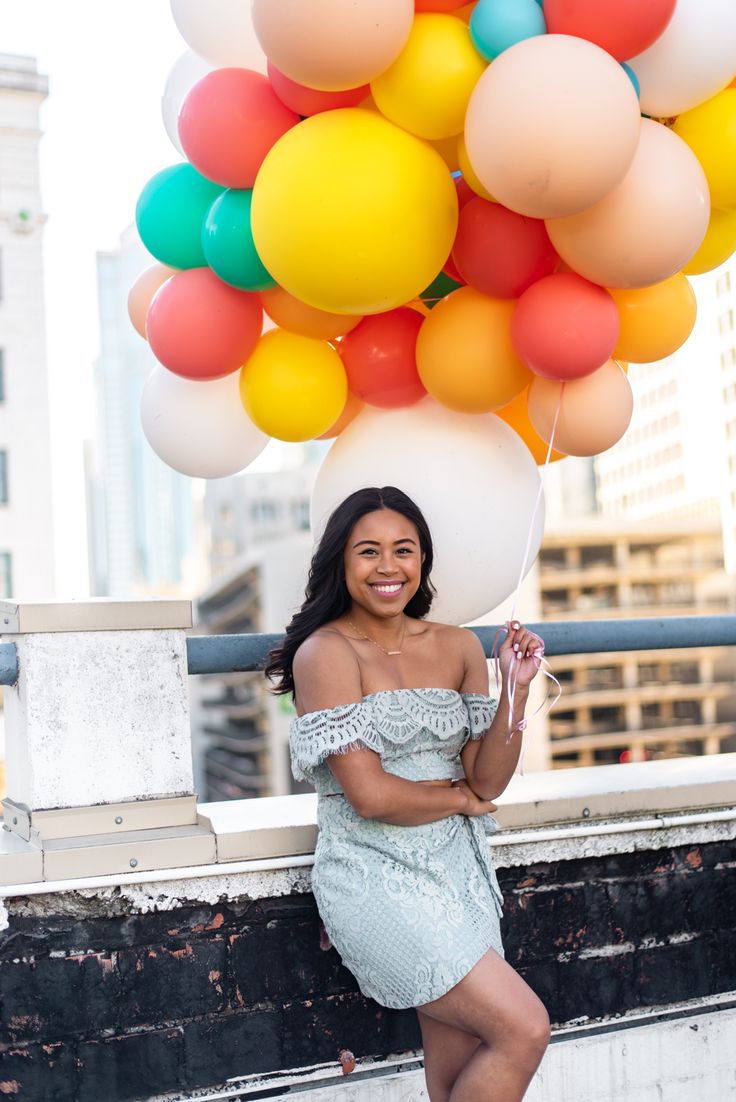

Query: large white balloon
left=170, top=0, right=267, bottom=69
left=311, top=401, right=545, bottom=625
left=162, top=50, right=213, bottom=156
left=141, top=366, right=269, bottom=479
left=629, top=0, right=736, bottom=118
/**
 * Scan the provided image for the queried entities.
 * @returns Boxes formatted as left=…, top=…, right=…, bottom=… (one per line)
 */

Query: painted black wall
left=1, top=839, right=734, bottom=1101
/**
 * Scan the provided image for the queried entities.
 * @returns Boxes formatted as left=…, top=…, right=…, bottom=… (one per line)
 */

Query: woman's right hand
left=452, top=779, right=498, bottom=817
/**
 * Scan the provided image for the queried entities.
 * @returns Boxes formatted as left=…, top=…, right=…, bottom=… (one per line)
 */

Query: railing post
left=0, top=599, right=216, bottom=883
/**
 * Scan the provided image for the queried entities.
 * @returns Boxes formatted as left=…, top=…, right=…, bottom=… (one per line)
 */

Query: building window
left=0, top=451, right=7, bottom=504
left=0, top=349, right=4, bottom=402
left=0, top=552, right=11, bottom=597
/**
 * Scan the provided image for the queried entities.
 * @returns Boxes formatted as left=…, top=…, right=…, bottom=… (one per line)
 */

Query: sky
left=2, top=1, right=187, bottom=594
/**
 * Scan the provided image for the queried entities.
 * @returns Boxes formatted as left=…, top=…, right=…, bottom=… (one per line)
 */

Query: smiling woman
left=264, top=487, right=549, bottom=1102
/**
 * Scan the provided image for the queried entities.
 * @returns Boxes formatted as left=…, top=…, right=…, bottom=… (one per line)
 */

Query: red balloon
left=452, top=199, right=557, bottom=299
left=268, top=62, right=368, bottom=116
left=511, top=272, right=620, bottom=381
left=339, top=308, right=427, bottom=408
left=179, top=68, right=298, bottom=188
left=455, top=175, right=476, bottom=211
left=543, top=0, right=676, bottom=62
left=415, top=0, right=468, bottom=10
left=146, top=268, right=263, bottom=380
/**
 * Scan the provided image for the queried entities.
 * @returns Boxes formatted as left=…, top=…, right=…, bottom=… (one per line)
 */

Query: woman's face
left=344, top=508, right=424, bottom=618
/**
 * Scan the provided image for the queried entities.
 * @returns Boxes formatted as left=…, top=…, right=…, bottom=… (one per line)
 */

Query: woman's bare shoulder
left=292, top=625, right=363, bottom=714
left=415, top=619, right=481, bottom=651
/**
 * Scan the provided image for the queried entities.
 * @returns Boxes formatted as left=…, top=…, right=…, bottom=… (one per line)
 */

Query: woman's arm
left=293, top=633, right=495, bottom=825
left=459, top=625, right=541, bottom=801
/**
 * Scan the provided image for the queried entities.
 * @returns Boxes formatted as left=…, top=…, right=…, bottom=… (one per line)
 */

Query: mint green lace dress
left=289, top=688, right=505, bottom=1010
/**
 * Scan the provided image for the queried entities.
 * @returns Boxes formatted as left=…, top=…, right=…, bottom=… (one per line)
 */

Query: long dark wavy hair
left=265, top=486, right=436, bottom=697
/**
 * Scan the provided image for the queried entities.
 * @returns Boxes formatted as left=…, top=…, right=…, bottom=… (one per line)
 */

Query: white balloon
left=141, top=366, right=269, bottom=479
left=629, top=0, right=736, bottom=117
left=311, top=400, right=545, bottom=625
left=161, top=50, right=213, bottom=156
left=170, top=0, right=267, bottom=69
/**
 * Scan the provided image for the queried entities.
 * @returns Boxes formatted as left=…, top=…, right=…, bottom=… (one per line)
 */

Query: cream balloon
left=251, top=0, right=414, bottom=91
left=628, top=0, right=736, bottom=118
left=141, top=366, right=269, bottom=479
left=527, top=360, right=633, bottom=457
left=546, top=120, right=710, bottom=289
left=161, top=50, right=213, bottom=156
left=170, top=0, right=267, bottom=69
left=128, top=264, right=177, bottom=339
left=311, top=400, right=544, bottom=625
left=464, top=34, right=641, bottom=218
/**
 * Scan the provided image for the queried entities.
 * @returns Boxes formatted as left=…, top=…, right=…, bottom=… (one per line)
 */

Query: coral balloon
left=128, top=264, right=177, bottom=339
left=683, top=208, right=736, bottom=276
left=146, top=268, right=262, bottom=380
left=452, top=199, right=557, bottom=299
left=141, top=366, right=269, bottom=479
left=339, top=308, right=427, bottom=409
left=179, top=69, right=298, bottom=189
left=543, top=0, right=675, bottom=63
left=261, top=287, right=362, bottom=340
left=674, top=89, right=736, bottom=212
left=202, top=189, right=275, bottom=292
left=610, top=275, right=697, bottom=364
left=162, top=50, right=213, bottom=156
left=470, top=0, right=546, bottom=62
left=136, top=165, right=222, bottom=270
left=318, top=392, right=365, bottom=440
left=511, top=272, right=619, bottom=380
left=527, top=360, right=633, bottom=457
left=495, top=390, right=566, bottom=465
left=416, top=0, right=468, bottom=10
left=312, top=400, right=545, bottom=625
left=267, top=63, right=368, bottom=116
left=170, top=0, right=267, bottom=69
left=251, top=109, right=458, bottom=315
left=252, top=0, right=414, bottom=91
left=416, top=287, right=532, bottom=412
left=240, top=330, right=347, bottom=442
left=371, top=14, right=486, bottom=140
left=628, top=0, right=736, bottom=117
left=546, top=120, right=710, bottom=289
left=465, top=35, right=640, bottom=218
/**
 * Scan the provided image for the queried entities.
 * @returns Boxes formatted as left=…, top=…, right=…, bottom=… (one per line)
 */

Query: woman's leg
left=417, top=1009, right=481, bottom=1102
left=417, top=948, right=550, bottom=1102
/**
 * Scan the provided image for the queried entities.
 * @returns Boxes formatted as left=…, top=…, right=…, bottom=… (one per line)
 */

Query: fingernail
left=513, top=643, right=520, bottom=651
left=512, top=621, right=520, bottom=629
left=516, top=651, right=522, bottom=661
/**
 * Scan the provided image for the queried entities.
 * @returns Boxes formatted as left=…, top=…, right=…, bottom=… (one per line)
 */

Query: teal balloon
left=136, top=164, right=222, bottom=269
left=621, top=62, right=640, bottom=100
left=202, top=189, right=276, bottom=292
left=420, top=270, right=463, bottom=309
left=470, top=0, right=546, bottom=62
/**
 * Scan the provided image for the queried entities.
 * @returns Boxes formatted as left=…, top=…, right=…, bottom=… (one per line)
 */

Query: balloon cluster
left=132, top=0, right=736, bottom=481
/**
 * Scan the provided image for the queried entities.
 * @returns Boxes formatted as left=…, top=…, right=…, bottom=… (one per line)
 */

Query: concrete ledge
left=0, top=598, right=192, bottom=634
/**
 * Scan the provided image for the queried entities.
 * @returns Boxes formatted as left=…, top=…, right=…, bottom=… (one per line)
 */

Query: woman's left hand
left=498, top=621, right=545, bottom=687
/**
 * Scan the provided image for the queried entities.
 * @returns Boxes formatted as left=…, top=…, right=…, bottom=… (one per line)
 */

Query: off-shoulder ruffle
left=461, top=692, right=498, bottom=739
left=289, top=701, right=380, bottom=781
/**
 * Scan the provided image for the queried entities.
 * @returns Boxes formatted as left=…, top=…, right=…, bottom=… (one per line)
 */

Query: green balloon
left=202, top=189, right=276, bottom=292
left=420, top=269, right=463, bottom=309
left=135, top=164, right=222, bottom=269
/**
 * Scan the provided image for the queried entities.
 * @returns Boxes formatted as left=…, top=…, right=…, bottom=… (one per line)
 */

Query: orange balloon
left=495, top=389, right=566, bottom=465
left=430, top=133, right=461, bottom=171
left=416, top=286, right=532, bottom=412
left=318, top=391, right=365, bottom=439
left=527, top=359, right=633, bottom=457
left=128, top=263, right=177, bottom=338
left=261, top=286, right=362, bottom=340
left=609, top=274, right=697, bottom=363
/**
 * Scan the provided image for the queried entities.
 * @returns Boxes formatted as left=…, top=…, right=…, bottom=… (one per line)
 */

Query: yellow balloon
left=609, top=274, right=697, bottom=364
left=240, top=330, right=347, bottom=442
left=683, top=207, right=736, bottom=275
left=252, top=109, right=458, bottom=315
left=457, top=133, right=495, bottom=201
left=371, top=14, right=486, bottom=140
left=416, top=286, right=532, bottom=412
left=674, top=89, right=736, bottom=211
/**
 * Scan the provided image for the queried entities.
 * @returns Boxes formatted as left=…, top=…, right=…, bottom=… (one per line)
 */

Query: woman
left=266, top=486, right=550, bottom=1102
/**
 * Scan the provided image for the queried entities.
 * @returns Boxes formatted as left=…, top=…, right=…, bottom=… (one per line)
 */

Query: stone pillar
left=0, top=599, right=216, bottom=883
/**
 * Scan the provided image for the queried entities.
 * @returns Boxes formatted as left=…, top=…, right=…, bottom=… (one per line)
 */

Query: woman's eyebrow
left=352, top=538, right=417, bottom=547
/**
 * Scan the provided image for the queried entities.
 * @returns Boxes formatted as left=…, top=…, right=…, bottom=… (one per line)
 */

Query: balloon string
left=491, top=384, right=565, bottom=775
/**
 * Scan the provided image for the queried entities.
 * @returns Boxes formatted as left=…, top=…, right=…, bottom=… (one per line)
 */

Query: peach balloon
left=251, top=0, right=414, bottom=91
left=416, top=286, right=532, bottom=413
left=261, top=286, right=362, bottom=340
left=128, top=264, right=177, bottom=338
left=527, top=360, right=633, bottom=457
left=546, top=120, right=710, bottom=290
left=464, top=35, right=641, bottom=219
left=610, top=274, right=697, bottom=364
left=495, top=389, right=566, bottom=465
